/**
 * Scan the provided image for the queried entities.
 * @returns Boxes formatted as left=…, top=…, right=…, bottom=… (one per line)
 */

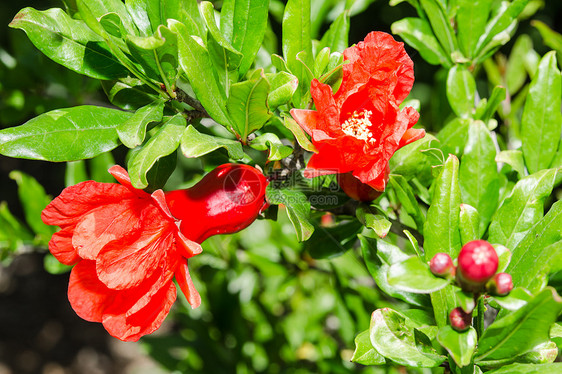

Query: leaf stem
left=476, top=295, right=485, bottom=339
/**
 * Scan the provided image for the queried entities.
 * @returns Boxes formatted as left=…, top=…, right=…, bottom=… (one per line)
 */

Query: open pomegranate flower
left=290, top=31, right=425, bottom=191
left=41, top=165, right=202, bottom=342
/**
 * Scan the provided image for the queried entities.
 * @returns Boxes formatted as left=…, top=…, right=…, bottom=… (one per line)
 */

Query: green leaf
left=507, top=35, right=533, bottom=95
left=389, top=175, right=425, bottom=233
left=496, top=150, right=526, bottom=178
left=521, top=51, right=562, bottom=174
left=419, top=0, right=457, bottom=55
left=490, top=287, right=533, bottom=311
left=437, top=118, right=471, bottom=158
left=318, top=10, right=349, bottom=53
left=456, top=0, right=493, bottom=59
left=356, top=205, right=392, bottom=239
left=0, top=106, right=132, bottom=162
left=475, top=287, right=562, bottom=366
left=480, top=85, right=507, bottom=122
left=171, top=20, right=231, bottom=127
left=283, top=116, right=317, bottom=152
left=128, top=115, right=186, bottom=189
left=369, top=308, right=446, bottom=367
left=506, top=200, right=562, bottom=294
left=387, top=256, right=450, bottom=293
left=227, top=72, right=272, bottom=141
left=351, top=329, right=386, bottom=365
left=141, top=0, right=205, bottom=39
left=391, top=17, right=451, bottom=67
left=459, top=121, right=500, bottom=236
left=455, top=289, right=476, bottom=313
left=101, top=80, right=157, bottom=111
left=9, top=171, right=55, bottom=240
left=77, top=0, right=137, bottom=34
left=267, top=72, right=299, bottom=110
left=304, top=220, right=362, bottom=259
left=117, top=99, right=165, bottom=148
left=424, top=154, right=462, bottom=327
left=359, top=235, right=430, bottom=307
left=488, top=168, right=556, bottom=250
left=250, top=133, right=293, bottom=161
left=44, top=254, right=73, bottom=275
left=9, top=7, right=127, bottom=79
left=265, top=186, right=314, bottom=242
left=459, top=204, right=480, bottom=244
left=65, top=160, right=88, bottom=187
left=486, top=363, right=562, bottom=374
left=282, top=0, right=313, bottom=99
left=533, top=20, right=562, bottom=54
left=221, top=0, right=269, bottom=76
left=181, top=125, right=244, bottom=160
left=473, top=0, right=530, bottom=61
left=447, top=66, right=476, bottom=118
left=389, top=134, right=439, bottom=180
left=437, top=326, right=477, bottom=367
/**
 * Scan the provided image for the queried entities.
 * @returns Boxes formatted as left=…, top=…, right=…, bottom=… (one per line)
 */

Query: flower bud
left=486, top=272, right=514, bottom=296
left=449, top=307, right=472, bottom=332
left=429, top=253, right=455, bottom=278
left=457, top=240, right=498, bottom=291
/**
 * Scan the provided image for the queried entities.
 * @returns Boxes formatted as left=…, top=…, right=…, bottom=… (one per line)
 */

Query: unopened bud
left=449, top=307, right=472, bottom=332
left=429, top=253, right=455, bottom=278
left=457, top=240, right=498, bottom=291
left=486, top=272, right=513, bottom=296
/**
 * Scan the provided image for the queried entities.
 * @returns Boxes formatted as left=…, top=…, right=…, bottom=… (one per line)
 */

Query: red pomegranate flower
left=41, top=166, right=202, bottom=342
left=290, top=31, right=425, bottom=190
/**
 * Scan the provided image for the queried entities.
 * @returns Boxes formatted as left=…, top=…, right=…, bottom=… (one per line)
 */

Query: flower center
left=472, top=247, right=489, bottom=265
left=341, top=110, right=374, bottom=143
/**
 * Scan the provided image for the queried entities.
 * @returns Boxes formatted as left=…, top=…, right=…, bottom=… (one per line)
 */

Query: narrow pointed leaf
left=181, top=125, right=244, bottom=160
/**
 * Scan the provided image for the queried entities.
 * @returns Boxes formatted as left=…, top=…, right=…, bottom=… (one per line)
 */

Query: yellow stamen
left=341, top=110, right=374, bottom=144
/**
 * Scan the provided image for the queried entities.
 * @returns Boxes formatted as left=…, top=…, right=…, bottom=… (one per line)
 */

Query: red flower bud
left=457, top=240, right=498, bottom=291
left=337, top=172, right=382, bottom=202
left=429, top=253, right=455, bottom=278
left=449, top=307, right=472, bottom=332
left=166, top=163, right=268, bottom=243
left=486, top=272, right=513, bottom=296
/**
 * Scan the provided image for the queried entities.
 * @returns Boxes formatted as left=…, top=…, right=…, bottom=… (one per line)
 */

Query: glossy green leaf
left=181, top=125, right=244, bottom=160
left=142, top=0, right=205, bottom=38
left=359, top=235, right=429, bottom=307
left=496, top=150, right=526, bottom=178
left=101, top=80, right=157, bottom=111
left=283, top=116, right=317, bottom=152
left=506, top=200, right=562, bottom=294
left=351, top=329, right=386, bottom=365
left=516, top=341, right=558, bottom=364
left=265, top=186, right=314, bottom=242
left=459, top=121, right=499, bottom=236
left=9, top=7, right=127, bottom=79
left=9, top=171, right=55, bottom=239
left=488, top=168, right=556, bottom=250
left=486, top=363, right=562, bottom=374
left=459, top=204, right=480, bottom=244
left=389, top=134, right=439, bottom=180
left=387, top=256, right=450, bottom=293
left=221, top=0, right=269, bottom=76
left=0, top=106, right=132, bottom=162
left=78, top=0, right=136, bottom=34
left=117, top=99, right=165, bottom=148
left=304, top=220, right=362, bottom=259
left=521, top=51, right=562, bottom=174
left=171, top=20, right=231, bottom=127
left=424, top=155, right=461, bottom=327
left=480, top=85, right=507, bottom=122
left=474, top=0, right=530, bottom=59
left=318, top=10, right=349, bottom=53
left=282, top=0, right=312, bottom=98
left=533, top=20, right=562, bottom=54
left=391, top=17, right=451, bottom=67
left=455, top=290, right=476, bottom=313
left=447, top=66, right=476, bottom=118
left=128, top=115, right=186, bottom=189
left=507, top=35, right=533, bottom=95
left=419, top=0, right=457, bottom=55
left=490, top=287, right=533, bottom=311
left=475, top=287, right=562, bottom=366
left=369, top=308, right=446, bottom=367
left=227, top=73, right=272, bottom=141
left=457, top=0, right=493, bottom=58
left=436, top=118, right=470, bottom=158
left=356, top=205, right=391, bottom=239
left=250, top=133, right=293, bottom=161
left=437, top=326, right=477, bottom=367
left=267, top=72, right=299, bottom=110
left=389, top=175, right=425, bottom=233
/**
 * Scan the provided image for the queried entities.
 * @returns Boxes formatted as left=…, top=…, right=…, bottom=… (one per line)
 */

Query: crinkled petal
left=68, top=260, right=115, bottom=323
left=102, top=279, right=176, bottom=342
left=41, top=181, right=135, bottom=227
left=290, top=109, right=320, bottom=136
left=96, top=205, right=174, bottom=290
left=72, top=200, right=141, bottom=260
left=175, top=259, right=201, bottom=308
left=109, top=165, right=150, bottom=199
left=310, top=79, right=341, bottom=134
left=399, top=128, right=426, bottom=148
left=48, top=226, right=79, bottom=265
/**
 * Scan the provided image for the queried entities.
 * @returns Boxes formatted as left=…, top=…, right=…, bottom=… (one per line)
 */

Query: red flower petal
left=175, top=259, right=201, bottom=308
left=289, top=109, right=320, bottom=136
left=399, top=128, right=426, bottom=148
left=48, top=226, right=80, bottom=265
left=68, top=260, right=115, bottom=323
